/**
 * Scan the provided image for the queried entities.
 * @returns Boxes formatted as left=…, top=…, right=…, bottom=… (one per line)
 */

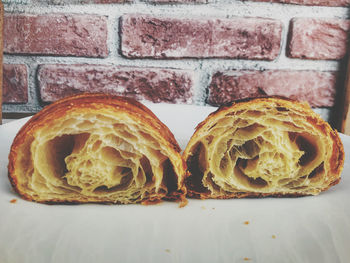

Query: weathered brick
left=248, top=0, right=350, bottom=6
left=38, top=64, right=194, bottom=103
left=146, top=0, right=207, bottom=3
left=288, top=18, right=350, bottom=60
left=90, top=0, right=130, bottom=2
left=35, top=0, right=131, bottom=4
left=4, top=14, right=108, bottom=57
left=3, top=64, right=28, bottom=104
left=121, top=14, right=282, bottom=60
left=208, top=70, right=337, bottom=107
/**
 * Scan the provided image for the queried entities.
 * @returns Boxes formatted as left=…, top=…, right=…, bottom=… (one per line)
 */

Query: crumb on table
left=10, top=199, right=17, bottom=203
left=243, top=257, right=251, bottom=261
left=244, top=221, right=250, bottom=225
left=165, top=249, right=171, bottom=253
left=272, top=235, right=276, bottom=239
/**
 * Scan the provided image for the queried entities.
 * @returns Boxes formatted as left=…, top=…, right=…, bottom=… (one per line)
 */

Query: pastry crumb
left=272, top=235, right=276, bottom=239
left=201, top=206, right=206, bottom=210
left=178, top=198, right=188, bottom=208
left=212, top=207, right=215, bottom=210
left=243, top=257, right=251, bottom=261
left=244, top=221, right=250, bottom=225
left=10, top=199, right=17, bottom=204
left=165, top=249, right=171, bottom=253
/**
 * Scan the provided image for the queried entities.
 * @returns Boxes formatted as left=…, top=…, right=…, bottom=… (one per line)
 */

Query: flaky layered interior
left=11, top=110, right=183, bottom=204
left=184, top=99, right=344, bottom=198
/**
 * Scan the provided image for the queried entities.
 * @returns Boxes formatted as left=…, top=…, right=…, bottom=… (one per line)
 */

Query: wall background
left=2, top=0, right=350, bottom=126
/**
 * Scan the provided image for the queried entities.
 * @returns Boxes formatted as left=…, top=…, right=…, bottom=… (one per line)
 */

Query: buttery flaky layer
left=183, top=97, right=344, bottom=199
left=8, top=94, right=187, bottom=204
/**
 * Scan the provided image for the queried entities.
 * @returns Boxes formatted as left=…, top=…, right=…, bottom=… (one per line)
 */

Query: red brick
left=147, top=0, right=207, bottom=3
left=3, top=64, right=28, bottom=104
left=248, top=0, right=350, bottom=6
left=33, top=0, right=130, bottom=3
left=288, top=18, right=350, bottom=60
left=53, top=0, right=131, bottom=3
left=208, top=70, right=337, bottom=107
left=4, top=14, right=108, bottom=57
left=91, top=0, right=130, bottom=2
left=38, top=64, right=194, bottom=103
left=121, top=14, right=282, bottom=60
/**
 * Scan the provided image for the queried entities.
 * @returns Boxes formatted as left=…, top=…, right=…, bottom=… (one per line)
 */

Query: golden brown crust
left=8, top=93, right=187, bottom=204
left=183, top=97, right=345, bottom=199
left=11, top=93, right=181, bottom=152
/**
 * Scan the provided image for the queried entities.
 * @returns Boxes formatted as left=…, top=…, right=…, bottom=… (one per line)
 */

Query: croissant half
left=8, top=94, right=187, bottom=204
left=183, top=97, right=344, bottom=199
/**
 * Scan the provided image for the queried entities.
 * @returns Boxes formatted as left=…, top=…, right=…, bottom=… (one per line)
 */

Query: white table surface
left=1, top=106, right=349, bottom=263
left=2, top=119, right=16, bottom=124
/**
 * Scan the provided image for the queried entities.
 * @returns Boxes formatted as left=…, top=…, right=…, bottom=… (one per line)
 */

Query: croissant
left=8, top=94, right=187, bottom=204
left=183, top=97, right=344, bottom=199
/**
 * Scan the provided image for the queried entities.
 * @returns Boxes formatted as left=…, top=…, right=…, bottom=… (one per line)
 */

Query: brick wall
left=3, top=0, right=350, bottom=124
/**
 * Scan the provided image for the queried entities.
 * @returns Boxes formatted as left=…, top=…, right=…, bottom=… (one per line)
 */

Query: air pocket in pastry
left=183, top=97, right=344, bottom=199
